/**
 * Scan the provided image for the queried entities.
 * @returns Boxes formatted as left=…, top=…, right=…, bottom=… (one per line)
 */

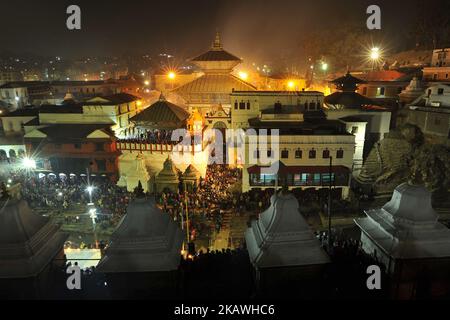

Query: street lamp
left=287, top=80, right=295, bottom=90
left=370, top=47, right=380, bottom=60
left=321, top=62, right=328, bottom=71
left=168, top=71, right=176, bottom=79
left=86, top=185, right=94, bottom=204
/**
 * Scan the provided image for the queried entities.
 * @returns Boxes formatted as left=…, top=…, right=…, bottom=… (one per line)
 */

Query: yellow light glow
left=137, top=101, right=142, bottom=107
left=168, top=72, right=176, bottom=79
left=370, top=47, right=380, bottom=60
left=287, top=81, right=295, bottom=89
left=238, top=71, right=248, bottom=80
left=144, top=80, right=150, bottom=86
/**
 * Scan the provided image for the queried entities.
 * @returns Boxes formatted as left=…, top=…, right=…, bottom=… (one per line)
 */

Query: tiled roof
left=173, top=74, right=256, bottom=95
left=130, top=97, right=190, bottom=129
left=85, top=93, right=140, bottom=105
left=39, top=104, right=83, bottom=114
left=324, top=92, right=376, bottom=109
left=357, top=70, right=407, bottom=82
left=36, top=124, right=114, bottom=140
left=1, top=108, right=39, bottom=117
left=191, top=49, right=241, bottom=62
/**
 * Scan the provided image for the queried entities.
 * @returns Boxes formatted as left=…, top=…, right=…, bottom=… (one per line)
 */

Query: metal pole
left=328, top=156, right=332, bottom=250
left=185, top=182, right=190, bottom=245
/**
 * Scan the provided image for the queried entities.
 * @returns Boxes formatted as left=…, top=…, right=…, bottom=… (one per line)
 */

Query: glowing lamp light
left=144, top=80, right=150, bottom=86
left=370, top=47, right=380, bottom=60
left=287, top=81, right=295, bottom=89
left=137, top=100, right=142, bottom=107
left=168, top=72, right=176, bottom=79
left=86, top=186, right=94, bottom=193
left=321, top=62, right=328, bottom=71
left=238, top=71, right=248, bottom=80
left=22, top=157, right=36, bottom=169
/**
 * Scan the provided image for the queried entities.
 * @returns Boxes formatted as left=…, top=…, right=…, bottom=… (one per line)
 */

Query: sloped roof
left=130, top=96, right=189, bottom=129
left=173, top=74, right=256, bottom=95
left=191, top=32, right=241, bottom=62
left=85, top=93, right=140, bottom=105
left=32, top=124, right=114, bottom=140
left=96, top=197, right=183, bottom=273
left=0, top=199, right=68, bottom=278
left=191, top=49, right=241, bottom=62
left=331, top=72, right=366, bottom=85
left=324, top=91, right=376, bottom=109
left=357, top=70, right=407, bottom=82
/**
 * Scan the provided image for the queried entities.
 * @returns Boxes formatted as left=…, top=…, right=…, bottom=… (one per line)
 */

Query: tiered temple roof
left=172, top=32, right=255, bottom=105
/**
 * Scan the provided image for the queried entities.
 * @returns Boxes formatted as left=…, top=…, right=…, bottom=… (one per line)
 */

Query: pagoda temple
left=172, top=32, right=256, bottom=115
left=324, top=72, right=375, bottom=109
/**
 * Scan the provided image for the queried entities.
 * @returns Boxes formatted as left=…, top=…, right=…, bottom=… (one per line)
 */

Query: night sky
left=1, top=0, right=422, bottom=60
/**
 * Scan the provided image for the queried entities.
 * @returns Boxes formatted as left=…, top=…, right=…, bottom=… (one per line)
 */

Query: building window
left=433, top=74, right=437, bottom=80
left=281, top=149, right=289, bottom=159
left=322, top=149, right=330, bottom=158
left=95, top=143, right=104, bottom=151
left=397, top=87, right=403, bottom=94
left=239, top=102, right=246, bottom=110
left=351, top=126, right=358, bottom=134
left=309, top=149, right=316, bottom=159
left=254, top=149, right=260, bottom=159
left=234, top=102, right=238, bottom=109
left=438, top=88, right=444, bottom=95
left=267, top=149, right=272, bottom=157
left=336, top=149, right=344, bottom=158
left=427, top=89, right=432, bottom=97
left=295, top=149, right=302, bottom=159
left=96, top=159, right=106, bottom=172
left=74, top=143, right=82, bottom=149
left=376, top=87, right=385, bottom=96
left=362, top=87, right=367, bottom=95
left=246, top=102, right=250, bottom=110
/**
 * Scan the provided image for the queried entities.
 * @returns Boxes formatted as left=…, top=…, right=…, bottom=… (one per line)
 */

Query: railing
left=115, top=141, right=204, bottom=154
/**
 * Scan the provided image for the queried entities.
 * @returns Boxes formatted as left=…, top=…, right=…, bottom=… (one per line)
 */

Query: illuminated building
left=231, top=91, right=355, bottom=198
left=324, top=72, right=392, bottom=169
left=422, top=48, right=450, bottom=82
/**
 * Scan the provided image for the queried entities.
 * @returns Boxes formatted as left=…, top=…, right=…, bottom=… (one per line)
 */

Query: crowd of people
left=118, top=129, right=178, bottom=145
left=5, top=171, right=132, bottom=221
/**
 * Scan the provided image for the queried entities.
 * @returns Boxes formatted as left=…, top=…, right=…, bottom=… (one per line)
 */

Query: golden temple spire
left=212, top=30, right=222, bottom=50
